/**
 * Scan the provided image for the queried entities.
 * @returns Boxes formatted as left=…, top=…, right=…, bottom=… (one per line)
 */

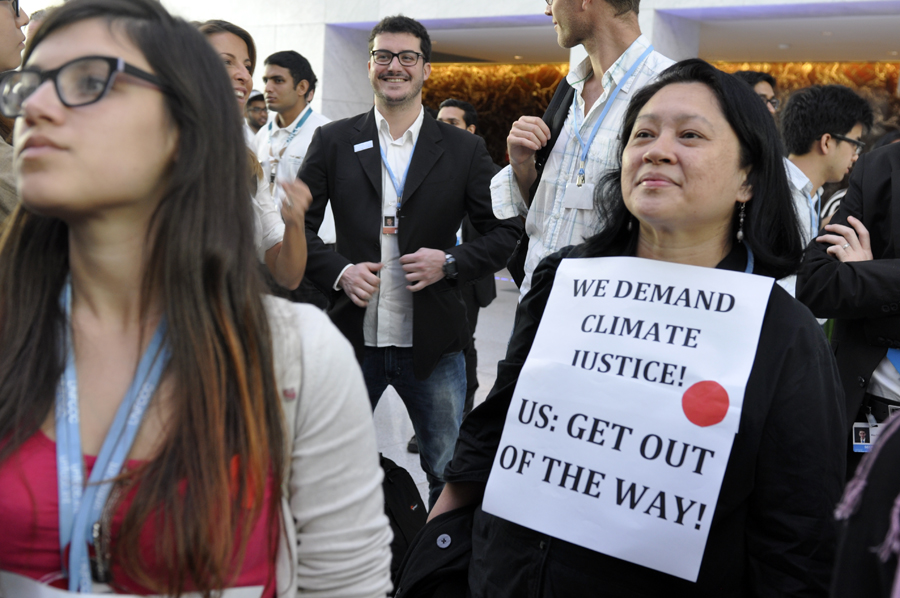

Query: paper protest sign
left=482, top=257, right=773, bottom=581
left=0, top=571, right=264, bottom=598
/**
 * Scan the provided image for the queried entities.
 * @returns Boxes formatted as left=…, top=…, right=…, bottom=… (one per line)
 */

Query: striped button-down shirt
left=492, top=35, right=673, bottom=299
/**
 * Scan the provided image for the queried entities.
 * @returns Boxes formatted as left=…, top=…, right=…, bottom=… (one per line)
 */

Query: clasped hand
left=339, top=248, right=447, bottom=307
left=816, top=215, right=873, bottom=263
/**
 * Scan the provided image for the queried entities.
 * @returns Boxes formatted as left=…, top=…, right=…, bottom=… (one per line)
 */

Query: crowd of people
left=0, top=0, right=899, bottom=596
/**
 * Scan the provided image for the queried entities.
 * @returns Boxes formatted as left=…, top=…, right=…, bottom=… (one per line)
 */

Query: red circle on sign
left=682, top=381, right=729, bottom=427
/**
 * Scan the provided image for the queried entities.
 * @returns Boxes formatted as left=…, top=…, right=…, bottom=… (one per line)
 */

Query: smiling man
left=779, top=84, right=872, bottom=296
left=299, top=15, right=521, bottom=509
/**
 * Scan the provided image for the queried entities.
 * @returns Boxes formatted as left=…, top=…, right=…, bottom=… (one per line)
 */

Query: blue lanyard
left=745, top=245, right=755, bottom=274
left=55, top=280, right=171, bottom=592
left=379, top=140, right=417, bottom=210
left=572, top=45, right=654, bottom=185
left=268, top=107, right=313, bottom=155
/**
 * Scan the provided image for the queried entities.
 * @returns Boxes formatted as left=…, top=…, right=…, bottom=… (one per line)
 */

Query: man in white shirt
left=298, top=16, right=520, bottom=508
left=254, top=50, right=335, bottom=246
left=779, top=84, right=872, bottom=296
left=494, top=0, right=672, bottom=299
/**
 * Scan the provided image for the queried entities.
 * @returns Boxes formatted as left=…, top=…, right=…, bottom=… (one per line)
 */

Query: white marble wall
left=322, top=26, right=374, bottom=120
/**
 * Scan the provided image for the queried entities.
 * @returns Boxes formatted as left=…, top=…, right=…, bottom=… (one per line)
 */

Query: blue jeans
left=363, top=347, right=466, bottom=509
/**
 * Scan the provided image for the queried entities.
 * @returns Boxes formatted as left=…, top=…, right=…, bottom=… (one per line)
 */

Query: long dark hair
left=0, top=0, right=284, bottom=595
left=583, top=59, right=803, bottom=279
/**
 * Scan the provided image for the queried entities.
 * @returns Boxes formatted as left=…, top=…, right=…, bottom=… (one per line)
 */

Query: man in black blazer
left=299, top=15, right=520, bottom=507
left=798, top=141, right=900, bottom=475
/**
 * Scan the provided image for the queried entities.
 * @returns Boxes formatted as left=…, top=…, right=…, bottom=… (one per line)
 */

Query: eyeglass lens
left=3, top=0, right=19, bottom=17
left=372, top=51, right=420, bottom=66
left=1, top=58, right=114, bottom=117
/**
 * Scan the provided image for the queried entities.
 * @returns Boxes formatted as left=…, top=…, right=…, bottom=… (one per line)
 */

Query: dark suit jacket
left=300, top=109, right=522, bottom=379
left=797, top=142, right=900, bottom=426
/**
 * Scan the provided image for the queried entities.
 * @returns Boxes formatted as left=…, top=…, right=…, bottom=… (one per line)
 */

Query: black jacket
left=299, top=109, right=522, bottom=379
left=446, top=242, right=846, bottom=597
left=797, top=142, right=900, bottom=427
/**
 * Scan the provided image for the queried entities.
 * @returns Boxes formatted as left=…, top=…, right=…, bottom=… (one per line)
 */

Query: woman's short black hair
left=584, top=58, right=803, bottom=280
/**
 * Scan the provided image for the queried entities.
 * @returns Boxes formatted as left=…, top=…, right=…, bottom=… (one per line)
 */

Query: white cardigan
left=266, top=298, right=393, bottom=597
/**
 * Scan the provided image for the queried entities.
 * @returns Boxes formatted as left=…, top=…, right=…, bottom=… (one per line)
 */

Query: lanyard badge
left=55, top=280, right=171, bottom=592
left=380, top=140, right=417, bottom=235
left=571, top=45, right=654, bottom=187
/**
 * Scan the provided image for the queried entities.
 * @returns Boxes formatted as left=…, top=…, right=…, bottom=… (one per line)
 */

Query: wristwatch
left=443, top=253, right=458, bottom=280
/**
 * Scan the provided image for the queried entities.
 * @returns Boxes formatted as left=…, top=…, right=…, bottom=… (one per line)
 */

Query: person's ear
left=423, top=61, right=431, bottom=82
left=295, top=80, right=310, bottom=97
left=466, top=124, right=476, bottom=134
left=818, top=133, right=833, bottom=156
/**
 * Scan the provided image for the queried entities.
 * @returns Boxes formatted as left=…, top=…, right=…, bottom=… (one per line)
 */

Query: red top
left=0, top=431, right=276, bottom=596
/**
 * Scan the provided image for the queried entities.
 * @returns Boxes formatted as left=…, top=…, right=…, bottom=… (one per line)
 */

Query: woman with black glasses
left=0, top=0, right=391, bottom=595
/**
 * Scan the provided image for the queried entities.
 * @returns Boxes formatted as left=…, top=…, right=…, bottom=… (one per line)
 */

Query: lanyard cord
left=572, top=45, right=654, bottom=185
left=56, top=279, right=171, bottom=592
left=379, top=140, right=417, bottom=210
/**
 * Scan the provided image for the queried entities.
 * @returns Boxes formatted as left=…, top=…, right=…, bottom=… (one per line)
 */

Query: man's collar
left=566, top=34, right=652, bottom=97
left=374, top=105, right=425, bottom=144
left=273, top=104, right=312, bottom=131
left=784, top=156, right=816, bottom=197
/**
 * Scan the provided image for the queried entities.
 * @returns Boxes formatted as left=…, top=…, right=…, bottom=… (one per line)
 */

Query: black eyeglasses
left=370, top=50, right=425, bottom=67
left=2, top=0, right=20, bottom=18
left=758, top=95, right=779, bottom=110
left=0, top=56, right=163, bottom=118
left=831, top=133, right=866, bottom=155
left=247, top=106, right=267, bottom=114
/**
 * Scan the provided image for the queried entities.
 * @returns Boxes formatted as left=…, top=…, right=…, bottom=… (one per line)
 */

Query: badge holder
left=852, top=410, right=881, bottom=453
left=382, top=206, right=398, bottom=235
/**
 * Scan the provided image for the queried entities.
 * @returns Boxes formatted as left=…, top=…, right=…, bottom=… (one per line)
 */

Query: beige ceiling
left=424, top=3, right=900, bottom=64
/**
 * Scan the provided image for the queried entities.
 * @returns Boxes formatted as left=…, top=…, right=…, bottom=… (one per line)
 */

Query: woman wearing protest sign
left=0, top=0, right=391, bottom=595
left=424, top=60, right=845, bottom=596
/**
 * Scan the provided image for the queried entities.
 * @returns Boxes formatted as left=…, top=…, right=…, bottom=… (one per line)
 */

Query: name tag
left=562, top=182, right=596, bottom=210
left=354, top=140, right=374, bottom=153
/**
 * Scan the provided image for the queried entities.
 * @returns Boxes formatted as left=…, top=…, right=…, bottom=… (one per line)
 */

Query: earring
left=627, top=217, right=633, bottom=232
left=736, top=203, right=746, bottom=243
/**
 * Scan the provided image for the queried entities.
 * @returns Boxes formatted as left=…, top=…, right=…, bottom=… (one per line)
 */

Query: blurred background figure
left=244, top=88, right=266, bottom=137
left=0, top=0, right=29, bottom=229
left=24, top=3, right=52, bottom=45
left=733, top=70, right=779, bottom=116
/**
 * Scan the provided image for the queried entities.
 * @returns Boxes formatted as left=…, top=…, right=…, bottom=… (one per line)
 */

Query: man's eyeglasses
left=0, top=56, right=163, bottom=118
left=758, top=95, right=779, bottom=110
left=831, top=133, right=866, bottom=155
left=545, top=0, right=554, bottom=5
left=247, top=106, right=267, bottom=114
left=2, top=0, right=20, bottom=18
left=370, top=50, right=425, bottom=67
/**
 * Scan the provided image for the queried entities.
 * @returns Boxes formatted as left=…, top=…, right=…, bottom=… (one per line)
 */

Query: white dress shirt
left=781, top=157, right=822, bottom=298
left=359, top=106, right=425, bottom=348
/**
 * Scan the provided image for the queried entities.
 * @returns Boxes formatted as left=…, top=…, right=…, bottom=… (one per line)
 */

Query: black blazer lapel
left=352, top=109, right=382, bottom=198
left=401, top=113, right=444, bottom=205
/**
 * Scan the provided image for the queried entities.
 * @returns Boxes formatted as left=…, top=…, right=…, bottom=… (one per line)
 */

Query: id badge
left=382, top=214, right=398, bottom=235
left=852, top=412, right=881, bottom=453
left=562, top=182, right=596, bottom=210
